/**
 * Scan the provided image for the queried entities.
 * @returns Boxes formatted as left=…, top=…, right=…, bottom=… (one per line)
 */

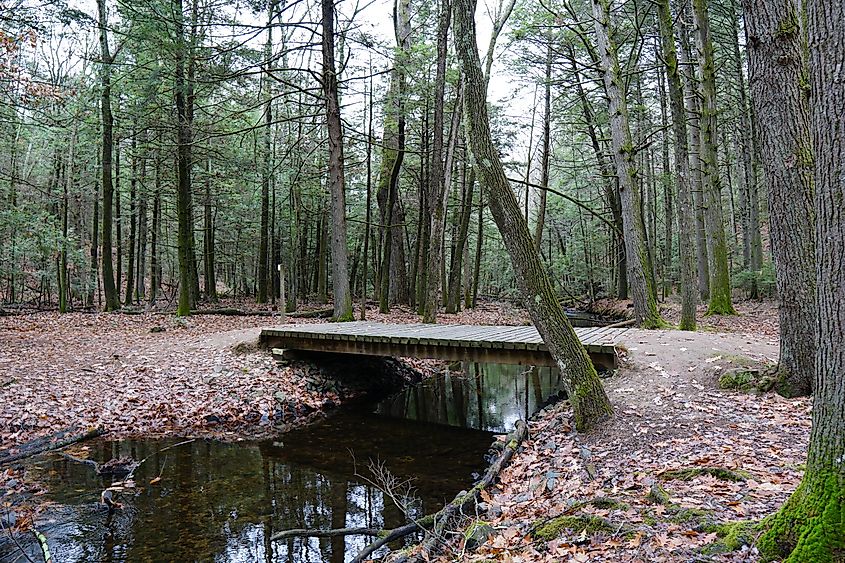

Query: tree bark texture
left=658, top=0, right=697, bottom=330
left=321, top=0, right=353, bottom=320
left=453, top=0, right=612, bottom=431
left=756, top=1, right=845, bottom=557
left=743, top=0, right=814, bottom=397
left=97, top=0, right=119, bottom=312
left=591, top=0, right=664, bottom=328
left=692, top=0, right=735, bottom=315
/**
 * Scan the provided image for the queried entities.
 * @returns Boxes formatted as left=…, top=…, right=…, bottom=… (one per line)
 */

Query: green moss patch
left=531, top=514, right=617, bottom=541
left=661, top=466, right=750, bottom=482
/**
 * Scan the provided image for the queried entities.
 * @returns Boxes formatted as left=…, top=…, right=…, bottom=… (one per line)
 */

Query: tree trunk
left=149, top=152, right=161, bottom=306
left=692, top=0, right=735, bottom=315
left=321, top=0, right=353, bottom=321
left=446, top=160, right=474, bottom=314
left=124, top=129, right=137, bottom=306
left=87, top=168, right=99, bottom=308
left=533, top=42, right=552, bottom=252
left=422, top=0, right=452, bottom=323
left=658, top=0, right=697, bottom=330
left=360, top=78, right=374, bottom=320
left=471, top=182, right=484, bottom=308
left=592, top=0, right=664, bottom=328
left=115, top=138, right=122, bottom=298
left=203, top=158, right=217, bottom=301
left=257, top=1, right=275, bottom=304
left=454, top=0, right=612, bottom=431
left=174, top=0, right=195, bottom=316
left=743, top=0, right=814, bottom=397
left=678, top=23, right=710, bottom=302
left=97, top=0, right=119, bottom=312
left=375, top=0, right=411, bottom=307
left=59, top=151, right=69, bottom=313
left=135, top=133, right=148, bottom=302
left=756, top=2, right=844, bottom=556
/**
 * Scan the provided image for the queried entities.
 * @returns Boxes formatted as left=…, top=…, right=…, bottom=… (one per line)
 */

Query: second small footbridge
left=259, top=322, right=632, bottom=370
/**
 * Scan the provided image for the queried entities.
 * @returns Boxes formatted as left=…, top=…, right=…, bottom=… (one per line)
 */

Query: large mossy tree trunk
left=657, top=0, right=697, bottom=331
left=321, top=0, right=353, bottom=321
left=692, top=0, right=735, bottom=315
left=743, top=0, right=814, bottom=398
left=756, top=4, right=845, bottom=558
left=591, top=0, right=664, bottom=328
left=453, top=0, right=612, bottom=431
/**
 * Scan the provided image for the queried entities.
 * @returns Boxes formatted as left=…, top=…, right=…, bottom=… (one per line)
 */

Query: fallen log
left=0, top=427, right=104, bottom=466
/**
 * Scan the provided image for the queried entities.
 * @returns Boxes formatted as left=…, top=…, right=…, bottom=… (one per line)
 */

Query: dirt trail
left=439, top=327, right=808, bottom=563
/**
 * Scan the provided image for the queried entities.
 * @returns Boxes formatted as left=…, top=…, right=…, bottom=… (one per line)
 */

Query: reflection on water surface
left=1, top=362, right=563, bottom=562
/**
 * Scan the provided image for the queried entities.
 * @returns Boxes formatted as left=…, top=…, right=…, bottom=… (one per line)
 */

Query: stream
left=1, top=362, right=565, bottom=563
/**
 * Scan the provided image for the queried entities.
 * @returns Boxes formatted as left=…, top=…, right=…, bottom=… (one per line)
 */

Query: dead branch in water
left=267, top=421, right=528, bottom=562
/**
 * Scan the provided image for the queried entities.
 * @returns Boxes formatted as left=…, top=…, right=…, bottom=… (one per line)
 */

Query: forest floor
left=0, top=298, right=803, bottom=562
left=431, top=301, right=809, bottom=562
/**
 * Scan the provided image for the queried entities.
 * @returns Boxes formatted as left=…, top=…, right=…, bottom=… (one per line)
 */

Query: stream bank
left=0, top=361, right=567, bottom=562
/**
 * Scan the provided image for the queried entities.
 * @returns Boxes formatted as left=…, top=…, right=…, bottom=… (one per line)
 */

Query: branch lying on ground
left=0, top=428, right=104, bottom=466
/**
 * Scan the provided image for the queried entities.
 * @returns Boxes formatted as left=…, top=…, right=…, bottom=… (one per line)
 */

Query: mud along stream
left=1, top=362, right=566, bottom=562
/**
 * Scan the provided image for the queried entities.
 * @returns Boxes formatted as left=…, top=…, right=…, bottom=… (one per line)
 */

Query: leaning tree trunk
left=743, top=0, right=814, bottom=397
left=657, top=0, right=697, bottom=330
left=453, top=0, right=612, bottom=431
left=692, top=0, right=735, bottom=315
left=591, top=0, right=664, bottom=328
left=533, top=41, right=552, bottom=252
left=321, top=0, right=353, bottom=321
left=756, top=1, right=845, bottom=557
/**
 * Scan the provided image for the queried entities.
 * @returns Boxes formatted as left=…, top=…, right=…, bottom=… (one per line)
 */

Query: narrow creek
left=2, top=362, right=565, bottom=562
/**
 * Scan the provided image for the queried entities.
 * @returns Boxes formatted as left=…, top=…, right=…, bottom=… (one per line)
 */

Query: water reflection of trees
left=375, top=362, right=564, bottom=432
left=6, top=412, right=492, bottom=563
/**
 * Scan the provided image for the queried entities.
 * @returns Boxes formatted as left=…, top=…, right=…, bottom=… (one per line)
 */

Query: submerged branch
left=269, top=527, right=382, bottom=541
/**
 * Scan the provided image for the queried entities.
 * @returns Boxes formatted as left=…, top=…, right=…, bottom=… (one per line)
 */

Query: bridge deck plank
left=260, top=322, right=630, bottom=368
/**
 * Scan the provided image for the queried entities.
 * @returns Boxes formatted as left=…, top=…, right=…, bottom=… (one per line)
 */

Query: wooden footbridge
left=259, top=322, right=632, bottom=369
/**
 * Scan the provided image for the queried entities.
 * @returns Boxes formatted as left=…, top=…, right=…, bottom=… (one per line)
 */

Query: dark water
left=2, top=363, right=563, bottom=563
